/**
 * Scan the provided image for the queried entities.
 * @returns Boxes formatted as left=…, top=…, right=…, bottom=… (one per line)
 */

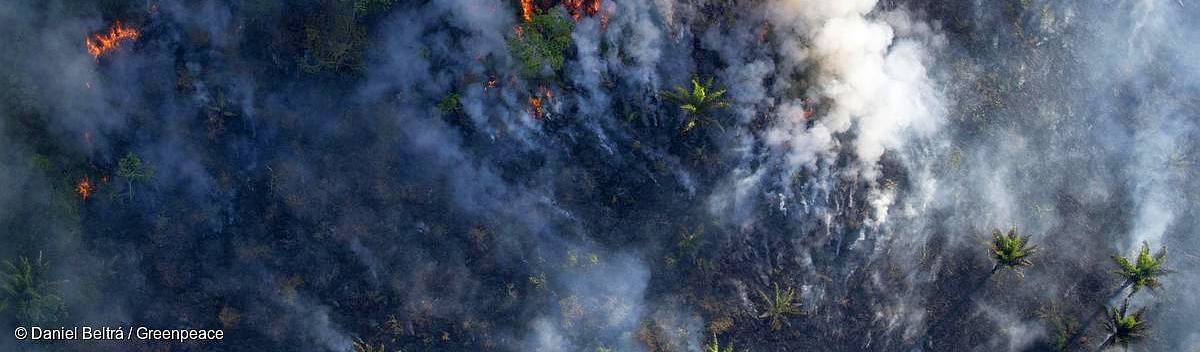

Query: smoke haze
left=1, top=0, right=1198, bottom=351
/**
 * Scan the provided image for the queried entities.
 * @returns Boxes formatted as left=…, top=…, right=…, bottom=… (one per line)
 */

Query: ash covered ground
left=1, top=0, right=1199, bottom=351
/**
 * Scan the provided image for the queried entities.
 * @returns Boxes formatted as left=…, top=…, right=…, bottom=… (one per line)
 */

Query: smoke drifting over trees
left=1, top=0, right=1198, bottom=351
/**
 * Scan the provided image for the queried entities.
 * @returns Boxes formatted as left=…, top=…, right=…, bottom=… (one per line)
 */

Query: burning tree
left=520, top=0, right=534, bottom=22
left=564, top=0, right=606, bottom=25
left=529, top=96, right=544, bottom=118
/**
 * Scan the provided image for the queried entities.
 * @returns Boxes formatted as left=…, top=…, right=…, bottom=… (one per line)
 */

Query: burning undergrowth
left=1, top=0, right=1199, bottom=351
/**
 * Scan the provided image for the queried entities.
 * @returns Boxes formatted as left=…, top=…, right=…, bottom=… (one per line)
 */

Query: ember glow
left=520, top=0, right=533, bottom=22
left=529, top=96, right=543, bottom=119
left=565, top=0, right=603, bottom=23
left=85, top=21, right=139, bottom=59
left=76, top=177, right=93, bottom=200
left=8, top=0, right=1200, bottom=351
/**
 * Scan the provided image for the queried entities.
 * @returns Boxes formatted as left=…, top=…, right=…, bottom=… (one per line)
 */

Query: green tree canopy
left=662, top=77, right=729, bottom=133
left=508, top=10, right=574, bottom=77
left=988, top=227, right=1038, bottom=276
left=1, top=253, right=65, bottom=324
left=1112, top=242, right=1172, bottom=297
left=1100, top=299, right=1147, bottom=350
left=118, top=152, right=154, bottom=201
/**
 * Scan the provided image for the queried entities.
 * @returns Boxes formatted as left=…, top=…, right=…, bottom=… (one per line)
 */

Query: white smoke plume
left=765, top=0, right=947, bottom=180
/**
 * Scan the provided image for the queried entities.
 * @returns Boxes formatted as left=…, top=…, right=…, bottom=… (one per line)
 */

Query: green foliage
left=757, top=282, right=803, bottom=330
left=508, top=10, right=574, bottom=77
left=661, top=77, right=729, bottom=133
left=1, top=253, right=65, bottom=324
left=300, top=2, right=367, bottom=74
left=118, top=152, right=152, bottom=180
left=988, top=227, right=1038, bottom=276
left=437, top=92, right=462, bottom=114
left=704, top=334, right=733, bottom=352
left=1100, top=300, right=1147, bottom=350
left=31, top=154, right=53, bottom=174
left=1050, top=316, right=1078, bottom=351
left=118, top=152, right=154, bottom=201
left=340, top=0, right=397, bottom=15
left=1111, top=242, right=1172, bottom=297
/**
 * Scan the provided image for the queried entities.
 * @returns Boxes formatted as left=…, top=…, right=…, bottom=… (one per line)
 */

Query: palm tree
left=757, top=282, right=803, bottom=330
left=1112, top=242, right=1172, bottom=299
left=1, top=252, right=64, bottom=323
left=662, top=77, right=729, bottom=133
left=988, top=227, right=1039, bottom=277
left=1100, top=299, right=1147, bottom=351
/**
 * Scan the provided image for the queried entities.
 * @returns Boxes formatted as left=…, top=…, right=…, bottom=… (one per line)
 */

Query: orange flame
left=566, top=0, right=583, bottom=21
left=529, top=96, right=543, bottom=119
left=76, top=177, right=94, bottom=200
left=565, top=0, right=604, bottom=24
left=86, top=21, right=140, bottom=60
left=486, top=78, right=498, bottom=89
left=520, top=0, right=533, bottom=22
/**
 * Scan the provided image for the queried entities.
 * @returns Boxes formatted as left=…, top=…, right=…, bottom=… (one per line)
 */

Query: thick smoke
left=2, top=0, right=1200, bottom=351
left=765, top=0, right=946, bottom=179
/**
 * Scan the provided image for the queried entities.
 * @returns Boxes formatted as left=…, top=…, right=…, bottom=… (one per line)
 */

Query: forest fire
left=565, top=0, right=604, bottom=24
left=520, top=0, right=533, bottom=22
left=529, top=96, right=543, bottom=119
left=76, top=177, right=94, bottom=200
left=86, top=21, right=139, bottom=59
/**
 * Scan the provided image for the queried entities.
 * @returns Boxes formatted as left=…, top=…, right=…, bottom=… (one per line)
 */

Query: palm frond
left=1113, top=242, right=1172, bottom=297
left=662, top=77, right=730, bottom=133
left=988, top=227, right=1038, bottom=275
